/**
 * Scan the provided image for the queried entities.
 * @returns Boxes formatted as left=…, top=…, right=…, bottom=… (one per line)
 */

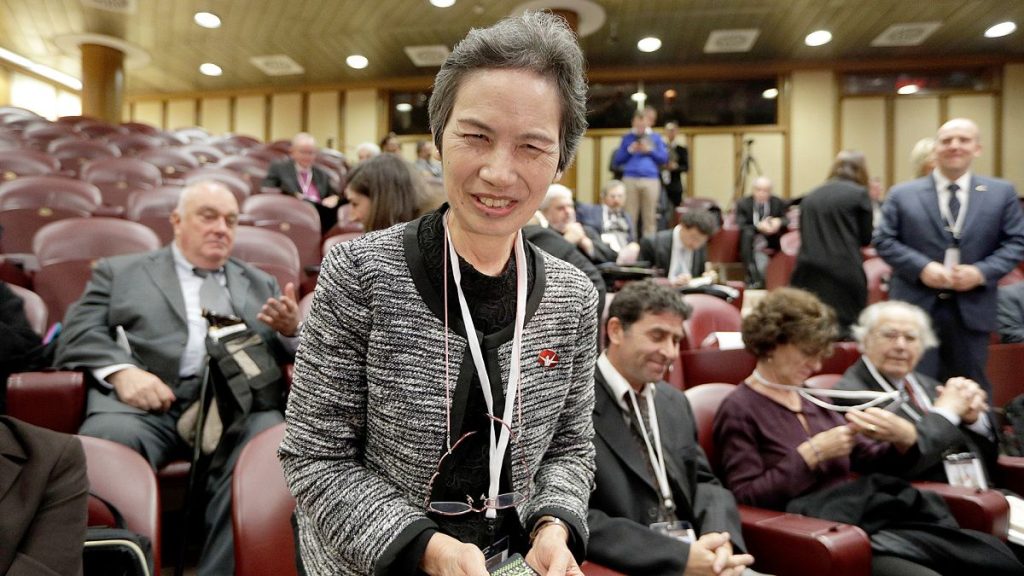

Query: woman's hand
left=846, top=408, right=917, bottom=451
left=525, top=523, right=582, bottom=576
left=420, top=533, right=488, bottom=576
left=801, top=425, right=855, bottom=467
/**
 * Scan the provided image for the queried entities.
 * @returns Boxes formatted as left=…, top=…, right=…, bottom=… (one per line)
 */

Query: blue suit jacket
left=874, top=174, right=1024, bottom=332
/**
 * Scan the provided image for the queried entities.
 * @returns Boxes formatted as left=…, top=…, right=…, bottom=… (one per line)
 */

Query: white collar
left=598, top=352, right=655, bottom=412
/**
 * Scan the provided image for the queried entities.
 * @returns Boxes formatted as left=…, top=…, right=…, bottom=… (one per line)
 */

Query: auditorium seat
left=48, top=138, right=121, bottom=178
left=819, top=341, right=861, bottom=376
left=764, top=251, right=796, bottom=289
left=8, top=283, right=47, bottom=336
left=320, top=232, right=362, bottom=257
left=679, top=347, right=757, bottom=388
left=81, top=157, right=163, bottom=209
left=120, top=121, right=160, bottom=136
left=218, top=155, right=269, bottom=197
left=706, top=224, right=741, bottom=264
left=77, top=120, right=127, bottom=139
left=21, top=122, right=79, bottom=152
left=211, top=134, right=262, bottom=155
left=138, top=148, right=200, bottom=184
left=180, top=143, right=226, bottom=166
left=126, top=186, right=182, bottom=245
left=32, top=217, right=161, bottom=321
left=242, top=194, right=321, bottom=276
left=104, top=132, right=164, bottom=157
left=987, top=342, right=1024, bottom=408
left=243, top=146, right=288, bottom=165
left=81, top=434, right=162, bottom=571
left=0, top=149, right=60, bottom=181
left=805, top=373, right=842, bottom=390
left=232, top=227, right=301, bottom=290
left=683, top=293, right=742, bottom=350
left=863, top=257, right=891, bottom=305
left=579, top=563, right=626, bottom=576
left=231, top=423, right=296, bottom=576
left=183, top=166, right=251, bottom=204
left=0, top=175, right=100, bottom=256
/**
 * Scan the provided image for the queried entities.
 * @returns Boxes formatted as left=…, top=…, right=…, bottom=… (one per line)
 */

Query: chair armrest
left=995, top=455, right=1024, bottom=497
left=580, top=561, right=626, bottom=576
left=739, top=505, right=872, bottom=576
left=914, top=481, right=1009, bottom=539
left=6, top=370, right=86, bottom=433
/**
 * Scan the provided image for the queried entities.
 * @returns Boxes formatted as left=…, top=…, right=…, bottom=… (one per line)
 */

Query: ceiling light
left=199, top=62, right=222, bottom=76
left=637, top=37, right=662, bottom=53
left=346, top=55, right=368, bottom=69
left=804, top=30, right=832, bottom=47
left=630, top=92, right=647, bottom=103
left=193, top=12, right=221, bottom=29
left=396, top=103, right=413, bottom=112
left=430, top=0, right=456, bottom=6
left=762, top=88, right=779, bottom=99
left=0, top=47, right=83, bottom=90
left=897, top=84, right=919, bottom=95
left=985, top=21, right=1017, bottom=38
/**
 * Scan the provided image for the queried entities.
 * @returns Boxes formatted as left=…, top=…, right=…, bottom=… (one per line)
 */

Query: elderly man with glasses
left=834, top=300, right=998, bottom=485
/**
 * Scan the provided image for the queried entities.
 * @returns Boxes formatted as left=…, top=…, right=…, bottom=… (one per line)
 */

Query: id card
left=482, top=537, right=510, bottom=569
left=943, top=452, right=988, bottom=490
left=650, top=520, right=696, bottom=543
left=489, top=553, right=540, bottom=576
left=943, top=247, right=961, bottom=269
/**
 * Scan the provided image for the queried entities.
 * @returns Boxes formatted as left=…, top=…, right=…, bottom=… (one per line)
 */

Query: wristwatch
left=530, top=515, right=569, bottom=544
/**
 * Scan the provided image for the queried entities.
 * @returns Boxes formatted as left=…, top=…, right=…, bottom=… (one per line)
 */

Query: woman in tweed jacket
left=280, top=12, right=597, bottom=576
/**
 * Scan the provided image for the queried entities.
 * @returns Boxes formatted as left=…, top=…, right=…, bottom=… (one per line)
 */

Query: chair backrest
left=180, top=143, right=226, bottom=166
left=987, top=342, right=1024, bottom=408
left=218, top=156, right=269, bottom=197
left=806, top=373, right=843, bottom=390
left=80, top=435, right=162, bottom=570
left=138, top=148, right=200, bottom=183
left=8, top=283, right=47, bottom=336
left=48, top=138, right=121, bottom=177
left=183, top=166, right=251, bottom=204
left=119, top=121, right=159, bottom=136
left=683, top=382, right=737, bottom=467
left=243, top=195, right=322, bottom=272
left=103, top=133, right=164, bottom=157
left=679, top=347, right=756, bottom=388
left=0, top=149, right=59, bottom=181
left=81, top=157, right=163, bottom=208
left=683, top=293, right=743, bottom=350
left=0, top=176, right=100, bottom=255
left=125, top=186, right=183, bottom=245
left=764, top=251, right=796, bottom=290
left=706, top=226, right=741, bottom=263
left=818, top=341, right=861, bottom=376
left=21, top=123, right=79, bottom=151
left=231, top=422, right=296, bottom=576
left=77, top=120, right=126, bottom=139
left=232, top=227, right=301, bottom=290
left=33, top=218, right=162, bottom=321
left=321, top=232, right=362, bottom=257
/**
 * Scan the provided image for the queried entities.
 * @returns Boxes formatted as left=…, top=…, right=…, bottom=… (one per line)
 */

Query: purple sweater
left=712, top=383, right=909, bottom=510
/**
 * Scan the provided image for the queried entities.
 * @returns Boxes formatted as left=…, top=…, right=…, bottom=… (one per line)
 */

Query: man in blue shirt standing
left=613, top=110, right=668, bottom=237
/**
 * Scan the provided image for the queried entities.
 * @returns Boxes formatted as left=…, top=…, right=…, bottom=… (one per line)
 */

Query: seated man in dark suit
left=55, top=180, right=300, bottom=575
left=622, top=209, right=718, bottom=287
left=539, top=183, right=617, bottom=264
left=734, top=176, right=787, bottom=288
left=588, top=279, right=754, bottom=576
left=262, top=132, right=340, bottom=231
left=576, top=179, right=636, bottom=254
left=836, top=300, right=998, bottom=485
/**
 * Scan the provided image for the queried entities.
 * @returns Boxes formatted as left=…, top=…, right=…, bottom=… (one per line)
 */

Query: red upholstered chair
left=678, top=347, right=757, bottom=388
left=242, top=194, right=321, bottom=275
left=986, top=342, right=1024, bottom=409
left=138, top=148, right=200, bottom=184
left=183, top=166, right=251, bottom=204
left=818, top=341, right=861, bottom=376
left=77, top=120, right=126, bottom=139
left=232, top=226, right=301, bottom=290
left=863, top=257, right=892, bottom=305
left=243, top=146, right=288, bottom=165
left=211, top=134, right=262, bottom=155
left=180, top=143, right=226, bottom=166
left=119, top=121, right=159, bottom=136
left=579, top=563, right=626, bottom=576
left=218, top=155, right=269, bottom=197
left=104, top=132, right=163, bottom=157
left=32, top=217, right=161, bottom=322
left=764, top=251, right=796, bottom=290
left=682, top=293, right=742, bottom=350
left=81, top=157, right=163, bottom=209
left=48, top=138, right=121, bottom=178
left=126, top=186, right=182, bottom=245
left=321, top=232, right=362, bottom=257
left=0, top=149, right=59, bottom=181
left=231, top=423, right=296, bottom=576
left=684, top=383, right=873, bottom=575
left=0, top=176, right=100, bottom=256
left=8, top=283, right=47, bottom=336
left=805, top=373, right=842, bottom=390
left=21, top=122, right=79, bottom=152
left=706, top=225, right=741, bottom=264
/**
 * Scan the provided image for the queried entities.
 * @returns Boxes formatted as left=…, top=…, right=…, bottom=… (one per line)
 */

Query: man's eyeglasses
left=424, top=416, right=530, bottom=516
left=873, top=328, right=920, bottom=345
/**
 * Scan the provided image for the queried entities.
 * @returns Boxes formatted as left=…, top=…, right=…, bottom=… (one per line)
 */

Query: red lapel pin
left=538, top=349, right=559, bottom=367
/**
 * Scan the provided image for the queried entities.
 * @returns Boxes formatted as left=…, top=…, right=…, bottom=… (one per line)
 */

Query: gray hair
left=428, top=10, right=588, bottom=174
left=910, top=137, right=935, bottom=177
left=540, top=183, right=573, bottom=211
left=292, top=132, right=316, bottom=147
left=356, top=142, right=381, bottom=157
left=851, top=301, right=939, bottom=350
left=175, top=180, right=234, bottom=214
left=601, top=179, right=625, bottom=197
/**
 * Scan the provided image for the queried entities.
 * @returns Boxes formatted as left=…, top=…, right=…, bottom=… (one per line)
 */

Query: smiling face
left=606, top=310, right=685, bottom=390
left=935, top=119, right=981, bottom=180
left=171, top=183, right=239, bottom=270
left=862, top=309, right=924, bottom=381
left=440, top=68, right=562, bottom=249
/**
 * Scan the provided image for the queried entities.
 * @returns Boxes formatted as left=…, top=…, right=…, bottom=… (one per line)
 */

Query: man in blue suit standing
left=875, top=118, right=1024, bottom=393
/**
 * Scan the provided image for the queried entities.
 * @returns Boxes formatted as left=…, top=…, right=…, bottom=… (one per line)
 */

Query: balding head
left=935, top=118, right=981, bottom=180
left=290, top=132, right=317, bottom=169
left=171, top=181, right=239, bottom=270
left=752, top=176, right=773, bottom=202
left=540, top=184, right=576, bottom=233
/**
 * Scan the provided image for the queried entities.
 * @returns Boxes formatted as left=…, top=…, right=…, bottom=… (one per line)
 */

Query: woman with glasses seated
left=712, top=288, right=1022, bottom=576
left=280, top=12, right=597, bottom=576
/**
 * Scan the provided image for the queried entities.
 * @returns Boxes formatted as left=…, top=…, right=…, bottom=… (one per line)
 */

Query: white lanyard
left=627, top=387, right=675, bottom=512
left=443, top=214, right=527, bottom=519
left=752, top=370, right=900, bottom=413
left=861, top=358, right=930, bottom=422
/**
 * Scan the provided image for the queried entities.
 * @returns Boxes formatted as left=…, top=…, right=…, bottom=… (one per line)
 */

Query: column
left=81, top=43, right=124, bottom=123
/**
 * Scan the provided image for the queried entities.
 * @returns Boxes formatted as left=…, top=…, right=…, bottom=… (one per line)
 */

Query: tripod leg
left=175, top=358, right=212, bottom=576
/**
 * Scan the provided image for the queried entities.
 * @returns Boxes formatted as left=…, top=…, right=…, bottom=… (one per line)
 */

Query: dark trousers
left=918, top=296, right=992, bottom=395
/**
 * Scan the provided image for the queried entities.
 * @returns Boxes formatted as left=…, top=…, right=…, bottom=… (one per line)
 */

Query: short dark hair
left=828, top=150, right=869, bottom=187
left=608, top=279, right=691, bottom=332
left=344, top=154, right=423, bottom=232
left=741, top=287, right=838, bottom=359
left=428, top=11, right=588, bottom=174
left=679, top=209, right=719, bottom=236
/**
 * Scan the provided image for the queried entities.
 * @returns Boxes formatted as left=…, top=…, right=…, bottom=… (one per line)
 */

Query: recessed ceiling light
left=396, top=103, right=413, bottom=112
left=897, top=84, right=920, bottom=95
left=762, top=88, right=779, bottom=99
left=805, top=30, right=832, bottom=47
left=985, top=21, right=1017, bottom=38
left=430, top=0, right=456, bottom=6
left=630, top=92, right=647, bottom=103
left=346, top=55, right=368, bottom=69
left=199, top=62, right=222, bottom=76
left=194, top=12, right=221, bottom=28
left=637, top=37, right=662, bottom=53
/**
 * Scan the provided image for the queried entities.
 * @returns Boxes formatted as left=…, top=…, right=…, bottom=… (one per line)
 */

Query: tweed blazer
left=280, top=218, right=599, bottom=575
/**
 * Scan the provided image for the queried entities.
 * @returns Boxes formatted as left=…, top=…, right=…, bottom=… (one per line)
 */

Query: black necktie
left=193, top=268, right=233, bottom=316
left=758, top=203, right=766, bottom=220
left=947, top=183, right=961, bottom=223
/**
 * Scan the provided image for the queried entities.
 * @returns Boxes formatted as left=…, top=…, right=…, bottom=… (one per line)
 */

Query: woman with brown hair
left=343, top=153, right=425, bottom=232
left=713, top=288, right=1022, bottom=576
left=790, top=150, right=874, bottom=337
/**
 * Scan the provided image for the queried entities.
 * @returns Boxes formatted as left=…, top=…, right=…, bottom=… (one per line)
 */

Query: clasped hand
left=685, top=532, right=754, bottom=576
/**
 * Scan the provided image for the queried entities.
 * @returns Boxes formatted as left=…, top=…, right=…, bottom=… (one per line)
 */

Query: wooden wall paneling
left=307, top=91, right=340, bottom=150
left=200, top=97, right=231, bottom=137
left=166, top=98, right=196, bottom=131
left=840, top=97, right=887, bottom=187
left=270, top=92, right=302, bottom=142
left=574, top=135, right=596, bottom=204
left=789, top=70, right=836, bottom=198
left=343, top=89, right=379, bottom=159
left=947, top=94, right=997, bottom=178
left=134, top=100, right=163, bottom=130
left=1002, top=64, right=1024, bottom=188
left=893, top=96, right=939, bottom=184
left=234, top=95, right=265, bottom=141
left=741, top=131, right=786, bottom=201
left=692, top=133, right=736, bottom=207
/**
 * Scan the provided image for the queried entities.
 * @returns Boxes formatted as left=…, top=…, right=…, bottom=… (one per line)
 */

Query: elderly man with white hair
left=834, top=300, right=998, bottom=485
left=539, top=183, right=617, bottom=264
